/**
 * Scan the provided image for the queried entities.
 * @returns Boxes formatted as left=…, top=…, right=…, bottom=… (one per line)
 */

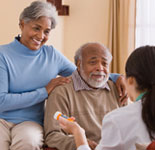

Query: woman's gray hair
left=74, top=42, right=112, bottom=65
left=19, top=0, right=58, bottom=29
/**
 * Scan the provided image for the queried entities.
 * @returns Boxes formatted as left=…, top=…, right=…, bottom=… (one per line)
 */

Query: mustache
left=90, top=72, right=106, bottom=76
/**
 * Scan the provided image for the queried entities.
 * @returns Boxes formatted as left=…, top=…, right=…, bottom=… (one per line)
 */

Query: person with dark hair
left=0, top=1, right=126, bottom=150
left=57, top=45, right=155, bottom=150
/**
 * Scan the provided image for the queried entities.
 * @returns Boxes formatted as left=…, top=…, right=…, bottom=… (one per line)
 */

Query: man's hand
left=87, top=139, right=97, bottom=150
left=116, top=75, right=128, bottom=106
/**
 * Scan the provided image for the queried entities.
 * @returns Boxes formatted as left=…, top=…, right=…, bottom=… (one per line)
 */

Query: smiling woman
left=19, top=16, right=52, bottom=50
left=0, top=1, right=76, bottom=150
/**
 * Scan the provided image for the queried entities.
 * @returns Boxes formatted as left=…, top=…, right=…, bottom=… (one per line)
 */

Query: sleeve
left=44, top=87, right=76, bottom=150
left=95, top=114, right=123, bottom=150
left=77, top=145, right=91, bottom=150
left=53, top=48, right=76, bottom=77
left=0, top=54, right=48, bottom=112
left=109, top=73, right=120, bottom=83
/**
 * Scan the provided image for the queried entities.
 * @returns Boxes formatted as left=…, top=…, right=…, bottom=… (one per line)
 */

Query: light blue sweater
left=0, top=38, right=76, bottom=125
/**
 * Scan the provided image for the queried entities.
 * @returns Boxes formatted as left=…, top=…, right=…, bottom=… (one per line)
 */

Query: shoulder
left=51, top=77, right=74, bottom=94
left=0, top=39, right=20, bottom=58
left=0, top=43, right=12, bottom=54
left=104, top=101, right=142, bottom=124
left=100, top=101, right=149, bottom=149
left=41, top=45, right=63, bottom=56
left=0, top=43, right=14, bottom=63
left=107, top=80, right=116, bottom=88
left=47, top=77, right=75, bottom=105
left=41, top=45, right=70, bottom=62
left=107, top=80, right=119, bottom=97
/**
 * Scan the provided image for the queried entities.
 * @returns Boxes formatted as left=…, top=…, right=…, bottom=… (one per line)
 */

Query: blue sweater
left=0, top=38, right=76, bottom=125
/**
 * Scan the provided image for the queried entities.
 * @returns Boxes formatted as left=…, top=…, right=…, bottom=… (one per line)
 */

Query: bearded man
left=44, top=42, right=127, bottom=150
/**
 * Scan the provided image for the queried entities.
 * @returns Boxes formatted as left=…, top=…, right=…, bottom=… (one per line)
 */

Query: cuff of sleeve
left=77, top=145, right=91, bottom=150
left=42, top=87, right=48, bottom=97
left=38, top=87, right=48, bottom=100
left=109, top=73, right=120, bottom=83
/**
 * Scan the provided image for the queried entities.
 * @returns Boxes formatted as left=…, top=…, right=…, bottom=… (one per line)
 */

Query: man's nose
left=96, top=63, right=104, bottom=71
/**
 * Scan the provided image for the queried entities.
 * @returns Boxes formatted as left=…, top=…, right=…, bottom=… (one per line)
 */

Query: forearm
left=73, top=127, right=89, bottom=149
left=0, top=64, right=48, bottom=112
left=109, top=73, right=120, bottom=83
left=0, top=87, right=48, bottom=112
left=45, top=132, right=76, bottom=150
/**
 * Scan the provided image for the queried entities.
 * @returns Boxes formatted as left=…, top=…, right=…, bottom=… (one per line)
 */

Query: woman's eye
left=45, top=30, right=50, bottom=35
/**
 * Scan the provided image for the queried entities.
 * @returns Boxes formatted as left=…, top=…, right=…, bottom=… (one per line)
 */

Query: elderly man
left=44, top=42, right=126, bottom=150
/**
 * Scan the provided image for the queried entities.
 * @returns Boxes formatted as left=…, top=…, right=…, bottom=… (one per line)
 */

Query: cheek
left=22, top=30, right=33, bottom=39
left=80, top=65, right=90, bottom=77
left=104, top=67, right=109, bottom=74
left=83, top=67, right=93, bottom=77
left=125, top=83, right=132, bottom=99
left=42, top=36, right=49, bottom=44
left=105, top=69, right=109, bottom=75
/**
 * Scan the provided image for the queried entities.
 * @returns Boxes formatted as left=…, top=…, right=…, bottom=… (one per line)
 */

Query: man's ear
left=77, top=60, right=81, bottom=72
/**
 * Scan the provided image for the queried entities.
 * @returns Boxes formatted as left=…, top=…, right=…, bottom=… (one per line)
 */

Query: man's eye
left=33, top=27, right=40, bottom=31
left=103, top=63, right=108, bottom=67
left=90, top=61, right=96, bottom=64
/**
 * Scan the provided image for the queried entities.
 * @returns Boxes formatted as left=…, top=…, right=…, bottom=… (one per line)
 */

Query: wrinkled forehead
left=82, top=44, right=111, bottom=62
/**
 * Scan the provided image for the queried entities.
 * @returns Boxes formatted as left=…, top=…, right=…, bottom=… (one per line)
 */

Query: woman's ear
left=19, top=20, right=24, bottom=30
left=127, top=76, right=137, bottom=86
left=128, top=77, right=134, bottom=85
left=127, top=76, right=133, bottom=85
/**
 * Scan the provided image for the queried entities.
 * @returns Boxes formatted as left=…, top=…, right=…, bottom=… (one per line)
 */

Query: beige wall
left=0, top=0, right=65, bottom=52
left=0, top=0, right=110, bottom=63
left=0, top=0, right=34, bottom=45
left=63, top=0, right=110, bottom=62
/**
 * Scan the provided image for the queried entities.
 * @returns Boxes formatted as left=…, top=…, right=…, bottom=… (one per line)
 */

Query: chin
left=88, top=81, right=105, bottom=88
left=129, top=96, right=135, bottom=102
left=29, top=45, right=41, bottom=50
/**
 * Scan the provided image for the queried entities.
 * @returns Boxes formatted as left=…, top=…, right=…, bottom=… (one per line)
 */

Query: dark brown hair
left=125, top=46, right=155, bottom=140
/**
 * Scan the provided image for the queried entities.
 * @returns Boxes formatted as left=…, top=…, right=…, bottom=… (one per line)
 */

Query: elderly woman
left=0, top=1, right=76, bottom=150
left=0, top=1, right=126, bottom=150
left=58, top=46, right=155, bottom=150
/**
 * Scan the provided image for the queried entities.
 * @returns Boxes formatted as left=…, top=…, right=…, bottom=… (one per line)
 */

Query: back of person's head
left=19, top=0, right=57, bottom=29
left=125, top=45, right=155, bottom=140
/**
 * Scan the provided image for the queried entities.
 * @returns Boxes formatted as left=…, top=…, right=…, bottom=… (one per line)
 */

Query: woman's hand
left=87, top=139, right=97, bottom=150
left=59, top=117, right=82, bottom=135
left=58, top=117, right=89, bottom=148
left=45, top=77, right=71, bottom=95
left=116, top=75, right=128, bottom=106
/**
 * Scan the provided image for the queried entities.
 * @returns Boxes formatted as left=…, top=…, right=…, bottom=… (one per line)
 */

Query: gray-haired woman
left=0, top=1, right=76, bottom=149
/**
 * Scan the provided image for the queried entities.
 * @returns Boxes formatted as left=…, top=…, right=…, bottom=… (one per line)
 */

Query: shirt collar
left=71, top=70, right=110, bottom=91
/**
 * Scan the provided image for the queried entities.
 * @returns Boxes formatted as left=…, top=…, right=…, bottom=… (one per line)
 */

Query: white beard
left=80, top=67, right=109, bottom=88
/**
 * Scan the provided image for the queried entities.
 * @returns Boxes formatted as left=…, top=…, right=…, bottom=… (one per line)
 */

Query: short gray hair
left=19, top=0, right=58, bottom=29
left=74, top=42, right=112, bottom=65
